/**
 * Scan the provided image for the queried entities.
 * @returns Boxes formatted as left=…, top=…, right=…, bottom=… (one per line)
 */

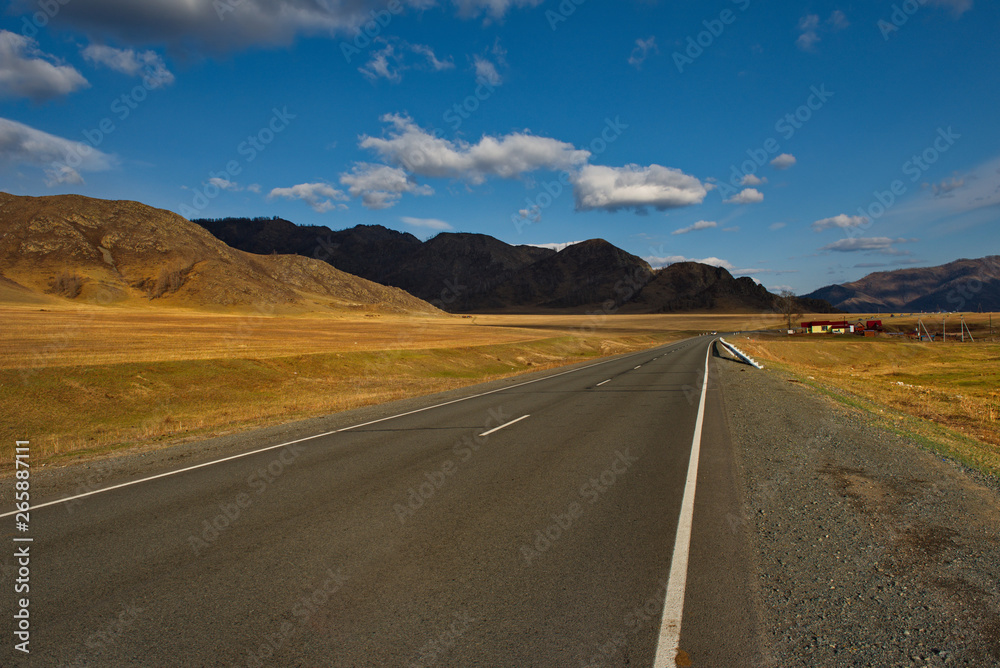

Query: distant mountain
left=626, top=262, right=837, bottom=314
left=193, top=217, right=558, bottom=310
left=379, top=232, right=557, bottom=310
left=804, top=257, right=1000, bottom=312
left=193, top=215, right=839, bottom=315
left=477, top=239, right=652, bottom=311
left=0, top=194, right=439, bottom=314
left=195, top=217, right=423, bottom=285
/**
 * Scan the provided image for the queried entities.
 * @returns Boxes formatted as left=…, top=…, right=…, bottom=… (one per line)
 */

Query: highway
left=2, top=336, right=760, bottom=667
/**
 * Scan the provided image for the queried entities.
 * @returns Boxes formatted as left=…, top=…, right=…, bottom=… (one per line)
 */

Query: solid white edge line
left=652, top=339, right=713, bottom=668
left=634, top=365, right=642, bottom=369
left=596, top=379, right=611, bottom=387
left=478, top=414, right=530, bottom=437
left=2, top=340, right=692, bottom=519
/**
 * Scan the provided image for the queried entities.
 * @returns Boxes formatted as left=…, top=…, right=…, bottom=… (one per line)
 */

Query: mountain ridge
left=192, top=214, right=838, bottom=315
left=0, top=193, right=440, bottom=314
left=804, top=257, right=1000, bottom=312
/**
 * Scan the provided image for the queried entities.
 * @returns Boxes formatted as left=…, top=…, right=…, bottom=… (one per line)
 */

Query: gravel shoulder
left=716, top=348, right=1000, bottom=667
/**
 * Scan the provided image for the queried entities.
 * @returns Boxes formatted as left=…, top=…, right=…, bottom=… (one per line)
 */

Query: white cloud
left=572, top=164, right=708, bottom=212
left=14, top=1, right=535, bottom=52
left=359, top=114, right=590, bottom=184
left=339, top=162, right=433, bottom=209
left=529, top=240, right=584, bottom=252
left=741, top=174, right=767, bottom=186
left=768, top=222, right=787, bottom=231
left=724, top=188, right=764, bottom=204
left=267, top=182, right=348, bottom=213
left=410, top=44, right=454, bottom=71
left=628, top=36, right=657, bottom=70
left=451, top=0, right=544, bottom=20
left=645, top=255, right=735, bottom=270
left=930, top=176, right=965, bottom=197
left=811, top=214, right=868, bottom=231
left=82, top=44, right=173, bottom=86
left=798, top=15, right=820, bottom=30
left=798, top=12, right=849, bottom=51
left=820, top=237, right=916, bottom=253
left=889, top=155, right=1000, bottom=218
left=400, top=216, right=453, bottom=231
left=473, top=55, right=502, bottom=86
left=359, top=42, right=403, bottom=83
left=0, top=31, right=88, bottom=101
left=796, top=14, right=821, bottom=51
left=246, top=183, right=261, bottom=194
left=208, top=177, right=241, bottom=191
left=928, top=0, right=973, bottom=17
left=0, top=117, right=115, bottom=185
left=770, top=153, right=797, bottom=170
left=44, top=164, right=85, bottom=186
left=358, top=40, right=453, bottom=83
left=473, top=39, right=506, bottom=85
left=517, top=205, right=541, bottom=225
left=828, top=10, right=850, bottom=30
left=672, top=220, right=717, bottom=235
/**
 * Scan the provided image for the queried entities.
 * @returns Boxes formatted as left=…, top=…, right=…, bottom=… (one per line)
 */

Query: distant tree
left=776, top=289, right=802, bottom=331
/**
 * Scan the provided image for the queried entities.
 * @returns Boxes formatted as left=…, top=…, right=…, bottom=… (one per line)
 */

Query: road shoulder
left=718, top=351, right=1000, bottom=667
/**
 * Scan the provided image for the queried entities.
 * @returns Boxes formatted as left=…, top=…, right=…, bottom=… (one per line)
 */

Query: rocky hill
left=379, top=232, right=557, bottom=310
left=626, top=262, right=836, bottom=314
left=195, top=217, right=424, bottom=285
left=477, top=239, right=652, bottom=311
left=804, top=257, right=1000, bottom=312
left=0, top=193, right=439, bottom=314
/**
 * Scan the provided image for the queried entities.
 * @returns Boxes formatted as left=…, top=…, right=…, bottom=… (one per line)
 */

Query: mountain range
left=193, top=215, right=836, bottom=314
left=0, top=193, right=845, bottom=316
left=804, top=256, right=1000, bottom=313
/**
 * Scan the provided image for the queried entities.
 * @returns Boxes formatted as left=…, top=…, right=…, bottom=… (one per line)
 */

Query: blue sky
left=2, top=0, right=998, bottom=293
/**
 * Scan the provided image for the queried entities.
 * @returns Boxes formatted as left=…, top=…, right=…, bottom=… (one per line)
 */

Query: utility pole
left=961, top=317, right=974, bottom=343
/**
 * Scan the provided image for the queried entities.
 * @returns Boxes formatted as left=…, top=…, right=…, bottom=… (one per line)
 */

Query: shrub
left=148, top=265, right=190, bottom=299
left=50, top=273, right=84, bottom=298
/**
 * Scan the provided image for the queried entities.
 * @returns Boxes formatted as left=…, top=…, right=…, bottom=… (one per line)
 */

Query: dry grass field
left=11, top=301, right=993, bottom=473
left=1, top=304, right=792, bottom=465
left=739, top=329, right=1000, bottom=478
left=858, top=312, right=998, bottom=340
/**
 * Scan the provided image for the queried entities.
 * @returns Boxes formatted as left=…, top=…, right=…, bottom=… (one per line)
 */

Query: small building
left=800, top=320, right=855, bottom=334
left=854, top=319, right=883, bottom=336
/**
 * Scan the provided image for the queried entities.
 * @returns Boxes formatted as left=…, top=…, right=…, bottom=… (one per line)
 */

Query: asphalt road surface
left=2, top=336, right=762, bottom=667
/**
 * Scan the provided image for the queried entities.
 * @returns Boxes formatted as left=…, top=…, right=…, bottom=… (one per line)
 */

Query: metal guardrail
left=718, top=338, right=764, bottom=369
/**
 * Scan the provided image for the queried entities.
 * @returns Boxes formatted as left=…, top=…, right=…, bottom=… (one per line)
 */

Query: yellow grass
left=738, top=331, right=1000, bottom=477
left=1, top=305, right=787, bottom=465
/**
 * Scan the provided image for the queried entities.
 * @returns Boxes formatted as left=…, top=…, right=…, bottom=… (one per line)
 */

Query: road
left=2, top=336, right=761, bottom=667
